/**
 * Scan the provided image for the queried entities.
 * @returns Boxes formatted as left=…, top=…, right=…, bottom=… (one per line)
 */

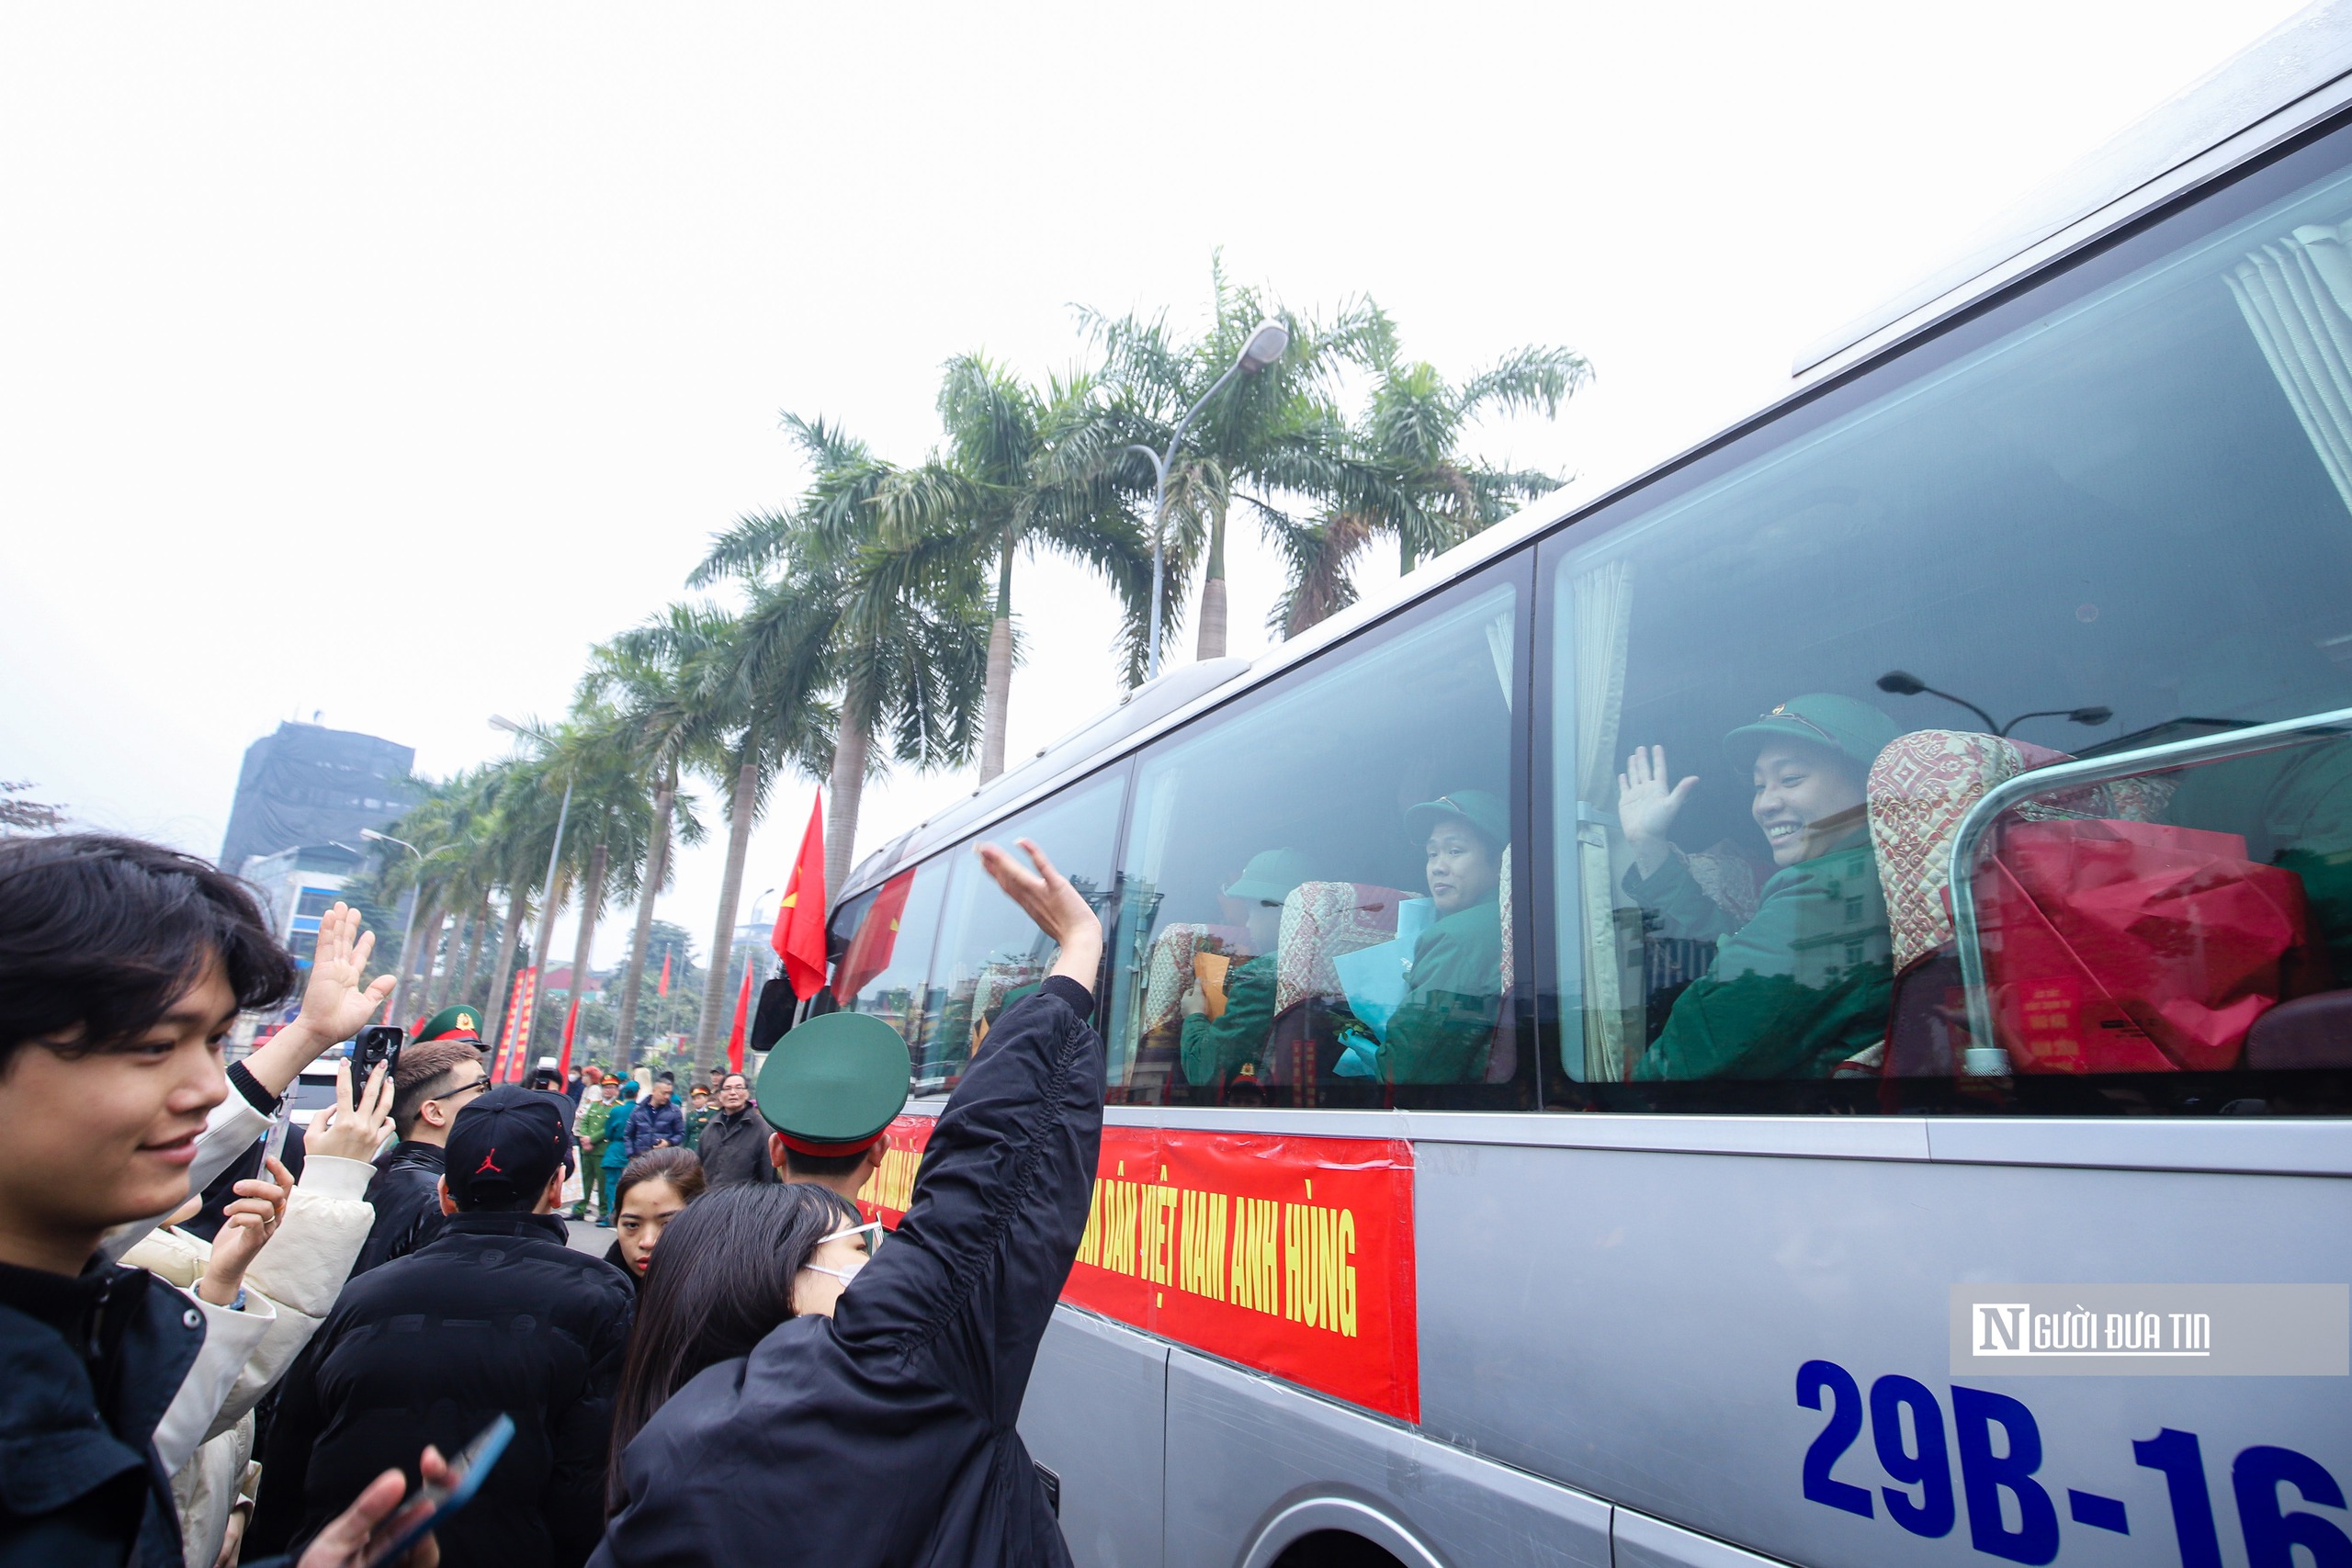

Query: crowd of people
left=0, top=830, right=1106, bottom=1567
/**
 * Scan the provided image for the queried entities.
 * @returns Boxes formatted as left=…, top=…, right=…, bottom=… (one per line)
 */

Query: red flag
left=494, top=966, right=537, bottom=1081
left=835, top=868, right=913, bottom=1001
left=726, top=955, right=753, bottom=1074
left=774, top=794, right=829, bottom=1001
left=557, top=995, right=580, bottom=1081
left=658, top=951, right=671, bottom=998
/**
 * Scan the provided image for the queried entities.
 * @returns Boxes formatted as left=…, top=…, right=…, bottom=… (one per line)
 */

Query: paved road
left=563, top=1217, right=612, bottom=1256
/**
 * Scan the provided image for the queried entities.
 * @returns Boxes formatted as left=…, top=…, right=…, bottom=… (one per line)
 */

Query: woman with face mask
left=1375, top=791, right=1511, bottom=1084
left=1618, top=695, right=1901, bottom=1081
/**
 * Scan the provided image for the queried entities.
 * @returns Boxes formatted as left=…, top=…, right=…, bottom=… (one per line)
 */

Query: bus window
left=1547, top=140, right=2352, bottom=1114
left=922, top=773, right=1125, bottom=1093
left=825, top=857, right=951, bottom=1075
left=1106, top=570, right=1530, bottom=1110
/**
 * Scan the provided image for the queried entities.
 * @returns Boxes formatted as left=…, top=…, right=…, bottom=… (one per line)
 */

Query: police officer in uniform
left=754, top=1011, right=912, bottom=1204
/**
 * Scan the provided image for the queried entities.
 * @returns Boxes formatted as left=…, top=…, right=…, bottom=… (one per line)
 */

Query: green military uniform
left=1377, top=897, right=1505, bottom=1084
left=1180, top=954, right=1278, bottom=1087
left=684, top=1100, right=716, bottom=1144
left=1174, top=847, right=1313, bottom=1090
left=1629, top=831, right=1893, bottom=1080
left=574, top=1091, right=614, bottom=1217
left=1630, top=694, right=1901, bottom=1081
left=757, top=1011, right=912, bottom=1168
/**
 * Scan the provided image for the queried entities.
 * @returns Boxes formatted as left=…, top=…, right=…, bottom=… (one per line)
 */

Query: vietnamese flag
left=658, top=950, right=671, bottom=998
left=834, top=867, right=913, bottom=1002
left=726, top=956, right=753, bottom=1074
left=774, top=794, right=828, bottom=1001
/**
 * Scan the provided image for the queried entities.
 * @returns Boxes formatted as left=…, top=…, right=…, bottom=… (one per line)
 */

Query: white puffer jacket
left=122, top=1153, right=376, bottom=1568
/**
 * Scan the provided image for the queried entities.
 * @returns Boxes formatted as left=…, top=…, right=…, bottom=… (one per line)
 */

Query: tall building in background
left=219, top=721, right=416, bottom=876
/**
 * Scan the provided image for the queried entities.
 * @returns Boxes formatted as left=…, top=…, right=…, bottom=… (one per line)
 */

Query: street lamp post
left=1130, top=320, right=1290, bottom=682
left=492, top=714, right=573, bottom=1075
left=360, top=829, right=425, bottom=1024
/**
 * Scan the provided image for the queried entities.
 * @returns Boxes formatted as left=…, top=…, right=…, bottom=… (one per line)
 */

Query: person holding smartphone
left=594, top=839, right=1103, bottom=1568
left=0, top=834, right=447, bottom=1568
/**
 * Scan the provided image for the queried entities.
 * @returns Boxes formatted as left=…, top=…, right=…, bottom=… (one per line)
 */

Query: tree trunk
left=695, top=745, right=763, bottom=1065
left=612, top=770, right=675, bottom=1070
left=451, top=895, right=492, bottom=1010
left=562, top=841, right=608, bottom=1066
left=825, top=699, right=870, bottom=909
left=401, top=903, right=444, bottom=1021
left=1195, top=504, right=1229, bottom=660
left=978, top=526, right=1016, bottom=784
left=482, top=890, right=526, bottom=1048
left=522, top=867, right=571, bottom=1073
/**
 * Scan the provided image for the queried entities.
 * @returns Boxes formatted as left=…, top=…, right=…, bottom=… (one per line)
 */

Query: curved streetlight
left=1131, top=320, right=1290, bottom=681
left=359, top=828, right=428, bottom=1024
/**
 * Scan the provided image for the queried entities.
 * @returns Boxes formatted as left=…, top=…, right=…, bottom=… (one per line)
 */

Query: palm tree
left=694, top=413, right=992, bottom=903
left=1083, top=260, right=1393, bottom=670
left=1261, top=345, right=1585, bottom=638
left=579, top=614, right=722, bottom=1064
left=867, top=356, right=1150, bottom=781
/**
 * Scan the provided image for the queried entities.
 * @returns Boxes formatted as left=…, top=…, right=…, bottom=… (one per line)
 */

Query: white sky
left=0, top=0, right=2313, bottom=975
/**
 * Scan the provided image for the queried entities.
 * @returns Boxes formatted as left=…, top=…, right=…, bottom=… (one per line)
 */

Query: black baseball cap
left=445, top=1086, right=570, bottom=1211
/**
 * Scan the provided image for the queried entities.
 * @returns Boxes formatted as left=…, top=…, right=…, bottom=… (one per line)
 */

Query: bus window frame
left=1528, top=106, right=2352, bottom=1115
left=1096, top=547, right=1538, bottom=1111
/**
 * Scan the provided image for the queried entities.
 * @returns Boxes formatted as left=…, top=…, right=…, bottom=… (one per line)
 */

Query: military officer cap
left=755, top=1011, right=910, bottom=1156
left=414, top=1004, right=484, bottom=1044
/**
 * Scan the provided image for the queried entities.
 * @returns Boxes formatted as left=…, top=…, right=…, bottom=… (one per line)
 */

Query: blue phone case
left=362, top=1412, right=514, bottom=1568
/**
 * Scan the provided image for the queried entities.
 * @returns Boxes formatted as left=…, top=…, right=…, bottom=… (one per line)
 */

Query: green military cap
left=756, top=1011, right=910, bottom=1156
left=1724, top=694, right=1901, bottom=777
left=414, top=1003, right=484, bottom=1043
left=1404, top=789, right=1509, bottom=851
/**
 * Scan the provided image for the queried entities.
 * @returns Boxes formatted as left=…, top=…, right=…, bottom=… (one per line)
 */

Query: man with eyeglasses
left=349, top=1010, right=492, bottom=1277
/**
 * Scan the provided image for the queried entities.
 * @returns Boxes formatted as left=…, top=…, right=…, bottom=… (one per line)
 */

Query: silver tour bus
left=824, top=8, right=2352, bottom=1564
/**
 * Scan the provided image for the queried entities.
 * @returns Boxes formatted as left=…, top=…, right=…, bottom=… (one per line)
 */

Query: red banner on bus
left=858, top=1118, right=1419, bottom=1424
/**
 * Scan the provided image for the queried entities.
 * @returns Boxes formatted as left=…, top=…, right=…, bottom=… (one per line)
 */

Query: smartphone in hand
left=362, top=1414, right=514, bottom=1568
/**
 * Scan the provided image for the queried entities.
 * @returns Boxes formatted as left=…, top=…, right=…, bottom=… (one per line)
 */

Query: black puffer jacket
left=249, top=1211, right=635, bottom=1568
left=593, top=975, right=1104, bottom=1568
left=350, top=1139, right=447, bottom=1277
left=0, top=1258, right=203, bottom=1567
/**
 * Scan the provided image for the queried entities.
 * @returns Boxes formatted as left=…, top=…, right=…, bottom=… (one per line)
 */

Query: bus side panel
left=1161, top=1346, right=1611, bottom=1568
left=1021, top=1307, right=1170, bottom=1568
left=1414, top=1139, right=2352, bottom=1568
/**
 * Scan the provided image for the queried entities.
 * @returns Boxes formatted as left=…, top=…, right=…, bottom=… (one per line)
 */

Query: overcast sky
left=0, top=0, right=2312, bottom=973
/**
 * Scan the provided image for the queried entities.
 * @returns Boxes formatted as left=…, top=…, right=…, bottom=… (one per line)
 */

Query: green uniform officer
left=756, top=1011, right=913, bottom=1206
left=1622, top=694, right=1901, bottom=1081
left=1179, top=848, right=1314, bottom=1089
left=1377, top=791, right=1510, bottom=1085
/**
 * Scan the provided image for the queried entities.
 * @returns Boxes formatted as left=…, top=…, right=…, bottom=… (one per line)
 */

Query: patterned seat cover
left=1139, top=923, right=1250, bottom=1036
left=1273, top=883, right=1415, bottom=1017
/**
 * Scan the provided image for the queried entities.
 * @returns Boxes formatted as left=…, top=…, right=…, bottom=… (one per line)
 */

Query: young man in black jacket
left=252, top=1085, right=633, bottom=1568
left=351, top=1030, right=491, bottom=1277
left=0, top=835, right=445, bottom=1568
left=594, top=839, right=1103, bottom=1568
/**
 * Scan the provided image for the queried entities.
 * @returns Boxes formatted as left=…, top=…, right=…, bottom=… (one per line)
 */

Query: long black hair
left=606, top=1181, right=861, bottom=1509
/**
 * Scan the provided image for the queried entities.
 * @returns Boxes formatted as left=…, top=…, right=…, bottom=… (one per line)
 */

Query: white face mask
left=801, top=1219, right=882, bottom=1286
left=801, top=1256, right=866, bottom=1286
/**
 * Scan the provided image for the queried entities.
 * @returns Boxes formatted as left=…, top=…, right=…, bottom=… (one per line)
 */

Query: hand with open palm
left=245, top=904, right=400, bottom=1098
left=1619, top=744, right=1698, bottom=878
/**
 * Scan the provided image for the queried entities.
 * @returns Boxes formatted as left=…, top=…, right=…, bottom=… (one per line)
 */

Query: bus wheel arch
left=1245, top=1498, right=1442, bottom=1568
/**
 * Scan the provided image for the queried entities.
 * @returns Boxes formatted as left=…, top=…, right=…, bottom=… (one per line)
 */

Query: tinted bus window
left=827, top=857, right=951, bottom=1071
left=1549, top=131, right=2352, bottom=1113
left=1107, top=570, right=1530, bottom=1110
left=922, top=773, right=1125, bottom=1092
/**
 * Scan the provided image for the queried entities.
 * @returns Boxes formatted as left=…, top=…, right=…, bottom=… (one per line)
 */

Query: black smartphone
left=355, top=1025, right=405, bottom=1087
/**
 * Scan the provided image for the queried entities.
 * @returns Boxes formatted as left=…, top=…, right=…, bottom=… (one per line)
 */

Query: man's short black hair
left=0, top=835, right=295, bottom=1073
left=781, top=1142, right=875, bottom=1180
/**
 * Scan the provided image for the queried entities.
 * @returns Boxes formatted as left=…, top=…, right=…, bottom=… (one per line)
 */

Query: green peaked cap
left=415, top=1004, right=483, bottom=1043
left=755, top=1011, right=910, bottom=1152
